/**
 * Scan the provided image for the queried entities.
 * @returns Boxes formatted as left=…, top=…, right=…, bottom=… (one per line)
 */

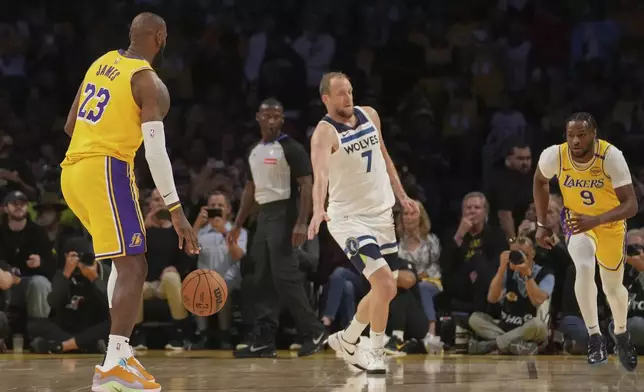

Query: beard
left=152, top=41, right=166, bottom=69
left=335, top=106, right=353, bottom=120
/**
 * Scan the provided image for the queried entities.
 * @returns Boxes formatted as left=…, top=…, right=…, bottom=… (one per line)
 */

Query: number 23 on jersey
left=77, top=82, right=111, bottom=124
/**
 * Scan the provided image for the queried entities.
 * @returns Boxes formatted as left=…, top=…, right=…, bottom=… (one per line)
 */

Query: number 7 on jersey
left=361, top=150, right=372, bottom=173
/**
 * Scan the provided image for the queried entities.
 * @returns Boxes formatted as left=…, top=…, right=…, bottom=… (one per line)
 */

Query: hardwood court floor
left=0, top=350, right=642, bottom=391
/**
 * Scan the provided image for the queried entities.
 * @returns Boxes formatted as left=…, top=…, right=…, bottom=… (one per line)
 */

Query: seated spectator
left=320, top=265, right=369, bottom=330
left=610, top=229, right=644, bottom=354
left=440, top=192, right=507, bottom=315
left=0, top=260, right=16, bottom=352
left=384, top=261, right=444, bottom=356
left=28, top=237, right=110, bottom=354
left=34, top=192, right=81, bottom=257
left=1, top=191, right=55, bottom=321
left=132, top=189, right=194, bottom=351
left=194, top=191, right=247, bottom=349
left=396, top=200, right=443, bottom=346
left=0, top=132, right=37, bottom=201
left=468, top=236, right=553, bottom=355
left=558, top=263, right=608, bottom=355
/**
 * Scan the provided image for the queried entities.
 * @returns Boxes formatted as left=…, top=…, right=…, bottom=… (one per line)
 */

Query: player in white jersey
left=308, top=72, right=418, bottom=374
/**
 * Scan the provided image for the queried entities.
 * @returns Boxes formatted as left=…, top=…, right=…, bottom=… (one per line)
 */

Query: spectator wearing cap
left=1, top=190, right=55, bottom=320
left=34, top=192, right=82, bottom=258
left=27, top=237, right=110, bottom=354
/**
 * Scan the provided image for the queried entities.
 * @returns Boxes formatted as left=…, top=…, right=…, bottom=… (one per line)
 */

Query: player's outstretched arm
left=133, top=69, right=199, bottom=254
left=534, top=146, right=558, bottom=248
left=64, top=84, right=83, bottom=137
left=307, top=122, right=335, bottom=239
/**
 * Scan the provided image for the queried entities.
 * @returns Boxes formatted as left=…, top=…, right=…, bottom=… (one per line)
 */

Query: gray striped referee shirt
left=247, top=133, right=312, bottom=205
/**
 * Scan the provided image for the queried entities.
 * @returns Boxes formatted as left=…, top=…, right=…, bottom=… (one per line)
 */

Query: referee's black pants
left=251, top=200, right=324, bottom=339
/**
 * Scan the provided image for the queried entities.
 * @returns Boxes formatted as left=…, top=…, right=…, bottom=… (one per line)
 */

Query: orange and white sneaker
left=92, top=359, right=161, bottom=392
left=127, top=356, right=156, bottom=382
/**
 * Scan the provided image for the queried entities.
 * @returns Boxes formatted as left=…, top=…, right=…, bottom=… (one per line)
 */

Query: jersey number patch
left=580, top=190, right=595, bottom=206
left=361, top=150, right=373, bottom=173
left=78, top=82, right=111, bottom=124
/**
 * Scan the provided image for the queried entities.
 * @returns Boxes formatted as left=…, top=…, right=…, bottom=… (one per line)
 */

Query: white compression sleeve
left=599, top=266, right=629, bottom=334
left=567, top=233, right=601, bottom=334
left=107, top=261, right=117, bottom=309
left=141, top=121, right=180, bottom=206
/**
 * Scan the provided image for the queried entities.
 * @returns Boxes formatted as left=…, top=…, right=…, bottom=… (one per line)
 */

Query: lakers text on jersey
left=558, top=139, right=626, bottom=270
left=60, top=50, right=149, bottom=259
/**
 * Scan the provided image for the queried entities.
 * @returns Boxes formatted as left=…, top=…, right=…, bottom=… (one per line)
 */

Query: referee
left=229, top=98, right=327, bottom=358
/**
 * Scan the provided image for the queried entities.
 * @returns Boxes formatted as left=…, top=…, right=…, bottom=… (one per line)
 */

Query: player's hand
left=566, top=214, right=601, bottom=235
left=171, top=208, right=200, bottom=255
left=308, top=210, right=330, bottom=240
left=292, top=223, right=307, bottom=247
left=535, top=226, right=555, bottom=249
left=226, top=224, right=242, bottom=245
left=400, top=196, right=419, bottom=214
left=26, top=254, right=41, bottom=269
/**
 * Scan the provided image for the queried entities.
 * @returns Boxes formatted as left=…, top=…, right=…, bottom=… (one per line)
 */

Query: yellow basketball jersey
left=62, top=50, right=153, bottom=166
left=558, top=139, right=620, bottom=218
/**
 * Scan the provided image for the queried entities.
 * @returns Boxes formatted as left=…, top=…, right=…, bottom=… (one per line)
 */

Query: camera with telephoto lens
left=77, top=252, right=95, bottom=266
left=509, top=250, right=526, bottom=265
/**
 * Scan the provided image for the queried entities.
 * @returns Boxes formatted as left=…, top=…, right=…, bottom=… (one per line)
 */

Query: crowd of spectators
left=4, top=0, right=644, bottom=357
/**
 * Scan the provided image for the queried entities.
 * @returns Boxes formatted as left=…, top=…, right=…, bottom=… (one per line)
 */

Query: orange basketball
left=181, top=269, right=228, bottom=316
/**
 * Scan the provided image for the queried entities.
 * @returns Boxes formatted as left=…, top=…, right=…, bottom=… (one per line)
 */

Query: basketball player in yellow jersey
left=534, top=112, right=637, bottom=371
left=61, top=13, right=199, bottom=392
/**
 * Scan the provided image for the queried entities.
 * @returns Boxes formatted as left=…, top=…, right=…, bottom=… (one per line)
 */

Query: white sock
left=568, top=234, right=601, bottom=335
left=103, top=335, right=132, bottom=369
left=600, top=267, right=629, bottom=335
left=344, top=316, right=368, bottom=344
left=370, top=329, right=385, bottom=349
left=392, top=330, right=404, bottom=341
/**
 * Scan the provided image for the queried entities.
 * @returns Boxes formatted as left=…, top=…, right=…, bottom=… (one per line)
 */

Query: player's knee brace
left=348, top=243, right=388, bottom=279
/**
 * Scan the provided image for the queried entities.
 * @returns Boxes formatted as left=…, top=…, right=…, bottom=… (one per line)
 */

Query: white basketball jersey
left=321, top=106, right=395, bottom=217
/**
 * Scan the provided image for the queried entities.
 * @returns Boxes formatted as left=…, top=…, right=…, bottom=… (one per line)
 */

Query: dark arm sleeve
left=281, top=138, right=312, bottom=179
left=48, top=270, right=71, bottom=309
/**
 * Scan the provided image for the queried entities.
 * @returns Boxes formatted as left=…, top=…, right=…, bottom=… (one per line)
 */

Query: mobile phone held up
left=207, top=208, right=223, bottom=218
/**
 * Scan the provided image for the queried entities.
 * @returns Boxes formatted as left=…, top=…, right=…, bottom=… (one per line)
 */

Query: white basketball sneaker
left=327, top=331, right=369, bottom=371
left=366, top=348, right=387, bottom=375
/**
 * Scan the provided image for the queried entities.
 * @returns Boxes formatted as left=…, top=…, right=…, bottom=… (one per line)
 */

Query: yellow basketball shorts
left=562, top=208, right=626, bottom=270
left=61, top=156, right=146, bottom=260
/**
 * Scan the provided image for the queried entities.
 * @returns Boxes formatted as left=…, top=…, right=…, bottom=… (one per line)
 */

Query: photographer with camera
left=468, top=236, right=554, bottom=355
left=27, top=237, right=110, bottom=354
left=194, top=191, right=247, bottom=348
left=610, top=229, right=644, bottom=354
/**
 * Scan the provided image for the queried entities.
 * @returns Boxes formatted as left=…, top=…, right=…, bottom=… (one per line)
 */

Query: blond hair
left=319, top=72, right=349, bottom=96
left=396, top=200, right=432, bottom=238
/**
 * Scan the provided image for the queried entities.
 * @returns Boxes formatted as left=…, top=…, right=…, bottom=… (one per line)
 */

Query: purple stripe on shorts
left=110, top=157, right=146, bottom=255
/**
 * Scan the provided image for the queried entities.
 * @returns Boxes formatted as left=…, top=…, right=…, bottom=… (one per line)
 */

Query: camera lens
left=509, top=250, right=525, bottom=265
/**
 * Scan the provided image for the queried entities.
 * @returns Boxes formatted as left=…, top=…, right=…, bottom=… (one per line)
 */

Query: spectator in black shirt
left=34, top=192, right=81, bottom=258
left=0, top=133, right=36, bottom=201
left=487, top=140, right=533, bottom=239
left=28, top=237, right=110, bottom=354
left=132, top=189, right=193, bottom=351
left=440, top=192, right=508, bottom=315
left=1, top=191, right=55, bottom=319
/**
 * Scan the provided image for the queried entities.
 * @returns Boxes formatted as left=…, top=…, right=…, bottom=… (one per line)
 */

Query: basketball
left=181, top=269, right=228, bottom=316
